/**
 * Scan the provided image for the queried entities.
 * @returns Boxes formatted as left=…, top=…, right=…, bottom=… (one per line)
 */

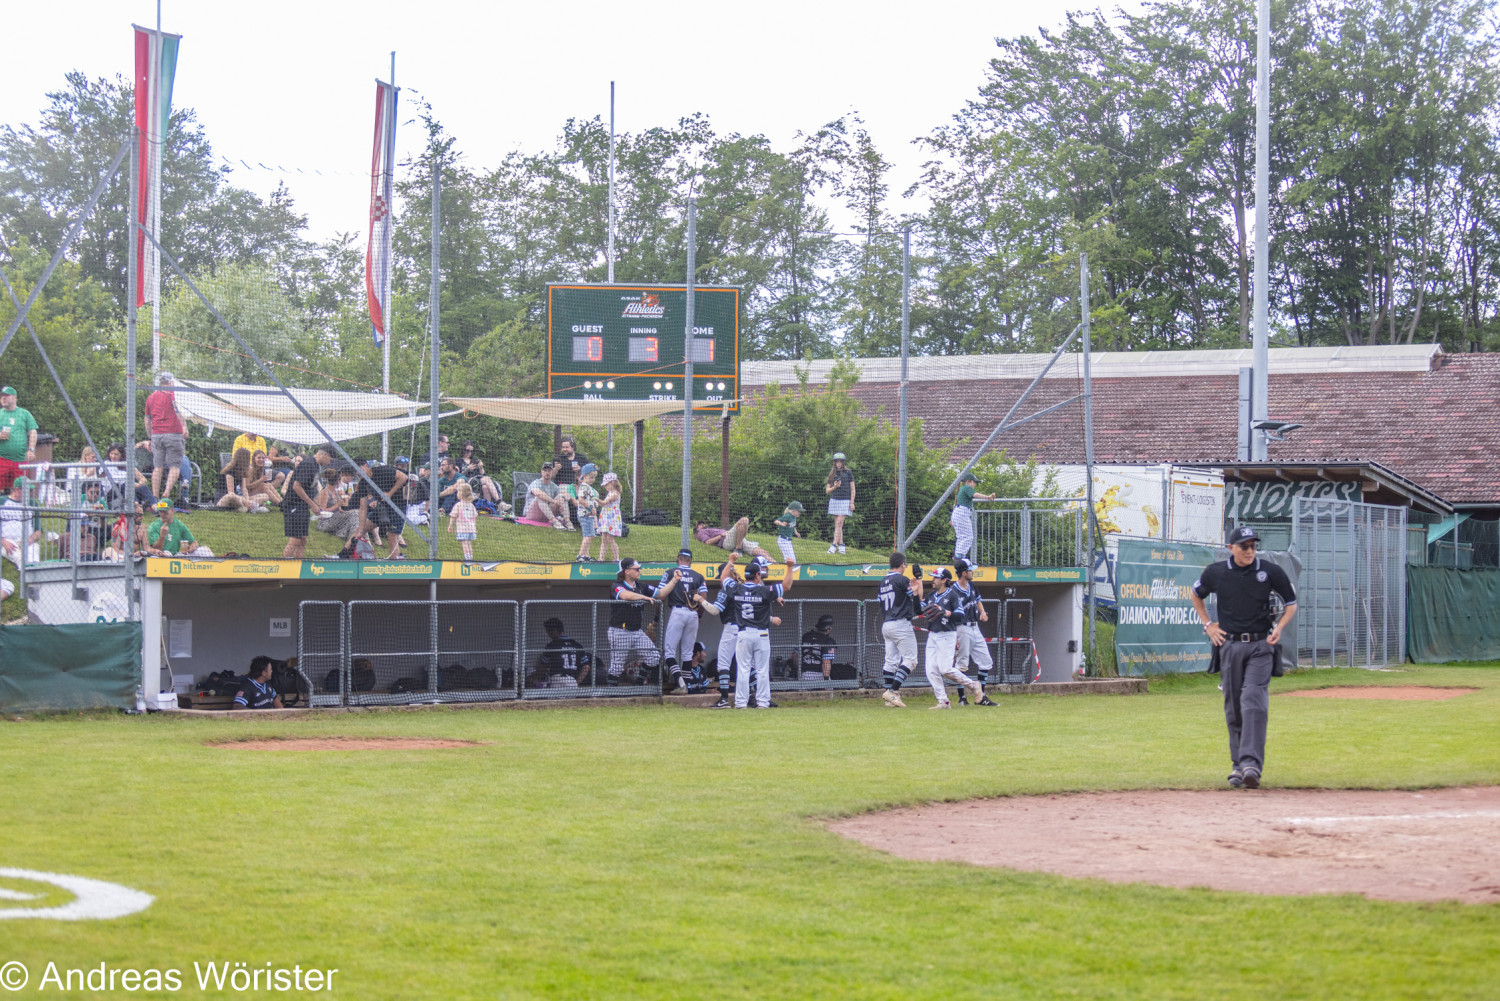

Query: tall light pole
left=1251, top=0, right=1271, bottom=460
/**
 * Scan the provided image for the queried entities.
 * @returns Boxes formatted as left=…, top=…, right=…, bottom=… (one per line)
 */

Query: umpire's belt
left=1225, top=631, right=1266, bottom=643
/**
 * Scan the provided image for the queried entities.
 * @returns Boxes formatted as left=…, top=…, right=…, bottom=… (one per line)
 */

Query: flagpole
left=149, top=5, right=162, bottom=375
left=381, top=51, right=396, bottom=462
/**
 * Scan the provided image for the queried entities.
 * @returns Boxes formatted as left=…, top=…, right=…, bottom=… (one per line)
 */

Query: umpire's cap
left=1227, top=525, right=1260, bottom=546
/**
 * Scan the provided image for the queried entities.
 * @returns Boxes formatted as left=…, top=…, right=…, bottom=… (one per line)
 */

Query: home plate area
left=829, top=786, right=1500, bottom=904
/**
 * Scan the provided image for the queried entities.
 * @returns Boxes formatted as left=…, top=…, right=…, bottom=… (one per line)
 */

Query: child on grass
left=774, top=499, right=803, bottom=563
left=597, top=471, right=623, bottom=563
left=451, top=480, right=478, bottom=561
left=575, top=463, right=600, bottom=561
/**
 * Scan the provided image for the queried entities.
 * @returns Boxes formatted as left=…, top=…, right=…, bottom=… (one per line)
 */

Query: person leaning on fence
left=231, top=655, right=283, bottom=710
left=282, top=443, right=333, bottom=560
left=823, top=453, right=854, bottom=555
left=143, top=372, right=186, bottom=505
left=950, top=472, right=996, bottom=564
left=607, top=557, right=661, bottom=685
left=0, top=385, right=39, bottom=493
left=1190, top=525, right=1298, bottom=790
left=0, top=476, right=41, bottom=567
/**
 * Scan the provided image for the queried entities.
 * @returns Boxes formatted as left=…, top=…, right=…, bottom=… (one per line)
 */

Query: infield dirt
left=830, top=785, right=1500, bottom=903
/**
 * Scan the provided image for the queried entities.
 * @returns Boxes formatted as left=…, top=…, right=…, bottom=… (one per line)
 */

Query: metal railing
left=971, top=499, right=1083, bottom=568
left=1292, top=498, right=1406, bottom=668
left=862, top=598, right=1037, bottom=688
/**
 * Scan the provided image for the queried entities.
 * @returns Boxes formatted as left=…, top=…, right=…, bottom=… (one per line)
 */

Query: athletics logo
left=622, top=292, right=665, bottom=319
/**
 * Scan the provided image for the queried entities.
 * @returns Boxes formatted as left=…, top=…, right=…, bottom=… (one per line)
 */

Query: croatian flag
left=132, top=24, right=180, bottom=309
left=366, top=80, right=398, bottom=347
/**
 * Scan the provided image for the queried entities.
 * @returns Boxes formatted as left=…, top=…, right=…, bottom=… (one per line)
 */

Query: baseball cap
left=954, top=558, right=972, bottom=575
left=0, top=385, right=15, bottom=395
left=930, top=566, right=953, bottom=581
left=153, top=499, right=171, bottom=511
left=619, top=557, right=640, bottom=571
left=816, top=614, right=835, bottom=630
left=9, top=475, right=29, bottom=491
left=1227, top=525, right=1260, bottom=546
left=393, top=456, right=409, bottom=466
left=580, top=463, right=598, bottom=476
left=832, top=452, right=846, bottom=461
left=786, top=500, right=804, bottom=512
left=960, top=471, right=978, bottom=483
left=677, top=548, right=694, bottom=560
left=543, top=617, right=564, bottom=631
left=156, top=371, right=174, bottom=385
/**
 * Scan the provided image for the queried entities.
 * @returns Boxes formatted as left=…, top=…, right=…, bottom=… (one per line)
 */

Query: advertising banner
left=1114, top=538, right=1217, bottom=675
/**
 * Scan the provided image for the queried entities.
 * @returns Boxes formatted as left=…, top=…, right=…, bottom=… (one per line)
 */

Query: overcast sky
left=3, top=1, right=1137, bottom=242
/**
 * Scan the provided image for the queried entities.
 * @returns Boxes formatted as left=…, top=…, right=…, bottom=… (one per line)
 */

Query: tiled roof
left=768, top=352, right=1500, bottom=506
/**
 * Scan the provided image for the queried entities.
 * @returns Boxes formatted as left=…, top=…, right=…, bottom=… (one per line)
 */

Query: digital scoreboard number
left=546, top=284, right=741, bottom=412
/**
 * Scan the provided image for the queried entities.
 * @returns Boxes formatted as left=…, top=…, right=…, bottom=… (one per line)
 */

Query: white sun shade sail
left=171, top=379, right=457, bottom=445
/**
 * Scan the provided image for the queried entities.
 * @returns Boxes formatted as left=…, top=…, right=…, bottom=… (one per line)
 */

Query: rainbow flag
left=133, top=24, right=180, bottom=309
left=366, top=80, right=398, bottom=346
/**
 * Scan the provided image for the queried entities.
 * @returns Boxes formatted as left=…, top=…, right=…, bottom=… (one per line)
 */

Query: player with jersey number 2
left=710, top=552, right=796, bottom=709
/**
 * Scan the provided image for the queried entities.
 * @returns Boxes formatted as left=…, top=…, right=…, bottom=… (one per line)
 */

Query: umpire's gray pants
left=1220, top=638, right=1274, bottom=775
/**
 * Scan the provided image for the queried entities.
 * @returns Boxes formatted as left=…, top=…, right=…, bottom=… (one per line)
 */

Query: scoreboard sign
left=546, top=284, right=741, bottom=412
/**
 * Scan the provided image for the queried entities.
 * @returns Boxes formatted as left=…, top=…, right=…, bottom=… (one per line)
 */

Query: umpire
left=1190, top=526, right=1297, bottom=789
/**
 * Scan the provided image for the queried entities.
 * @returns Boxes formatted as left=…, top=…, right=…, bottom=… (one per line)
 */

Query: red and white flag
left=366, top=80, right=398, bottom=346
left=133, top=24, right=180, bottom=309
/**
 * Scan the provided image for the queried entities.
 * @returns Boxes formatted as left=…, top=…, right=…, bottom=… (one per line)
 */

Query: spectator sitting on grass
left=102, top=442, right=155, bottom=511
left=403, top=460, right=430, bottom=526
left=312, top=465, right=360, bottom=545
left=456, top=441, right=502, bottom=508
left=247, top=451, right=283, bottom=507
left=146, top=499, right=213, bottom=558
left=231, top=655, right=283, bottom=710
left=217, top=448, right=261, bottom=512
left=525, top=462, right=572, bottom=529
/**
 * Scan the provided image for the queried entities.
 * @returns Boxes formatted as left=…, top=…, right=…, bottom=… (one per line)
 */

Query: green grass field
left=3, top=666, right=1498, bottom=999
left=172, top=509, right=891, bottom=567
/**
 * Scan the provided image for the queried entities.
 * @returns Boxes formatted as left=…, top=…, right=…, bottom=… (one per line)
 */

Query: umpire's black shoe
left=708, top=696, right=732, bottom=709
left=1241, top=769, right=1261, bottom=789
left=1228, top=771, right=1245, bottom=788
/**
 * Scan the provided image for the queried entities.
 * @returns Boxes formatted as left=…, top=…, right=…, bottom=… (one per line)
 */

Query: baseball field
left=2, top=665, right=1497, bottom=999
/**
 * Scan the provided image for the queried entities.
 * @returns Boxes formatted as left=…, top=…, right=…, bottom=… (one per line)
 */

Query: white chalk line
left=1281, top=810, right=1500, bottom=825
left=0, top=868, right=153, bottom=920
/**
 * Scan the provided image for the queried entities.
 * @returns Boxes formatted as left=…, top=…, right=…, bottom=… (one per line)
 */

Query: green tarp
left=1407, top=566, right=1500, bottom=663
left=0, top=623, right=142, bottom=711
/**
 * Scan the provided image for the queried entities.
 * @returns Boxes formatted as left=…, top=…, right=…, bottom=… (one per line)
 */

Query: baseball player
left=608, top=557, right=662, bottom=686
left=877, top=551, right=924, bottom=707
left=530, top=617, right=591, bottom=689
left=922, top=567, right=988, bottom=708
left=951, top=558, right=998, bottom=706
left=656, top=547, right=707, bottom=694
left=800, top=614, right=838, bottom=682
left=701, top=560, right=742, bottom=709
left=950, top=472, right=996, bottom=563
left=710, top=552, right=795, bottom=708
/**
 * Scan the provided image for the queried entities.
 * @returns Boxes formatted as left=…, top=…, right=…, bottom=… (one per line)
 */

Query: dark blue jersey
left=655, top=566, right=707, bottom=610
left=540, top=636, right=589, bottom=676
left=952, top=581, right=983, bottom=623
left=713, top=579, right=784, bottom=629
left=609, top=579, right=652, bottom=630
left=878, top=571, right=917, bottom=622
left=233, top=677, right=278, bottom=709
left=925, top=585, right=966, bottom=633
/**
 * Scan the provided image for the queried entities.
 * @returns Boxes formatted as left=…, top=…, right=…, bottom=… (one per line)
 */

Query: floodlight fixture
left=1253, top=419, right=1304, bottom=442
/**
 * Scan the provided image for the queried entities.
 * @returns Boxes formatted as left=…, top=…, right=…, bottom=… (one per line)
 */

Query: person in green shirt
left=145, top=500, right=213, bottom=557
left=950, top=472, right=995, bottom=564
left=0, top=385, right=40, bottom=492
left=774, top=500, right=803, bottom=563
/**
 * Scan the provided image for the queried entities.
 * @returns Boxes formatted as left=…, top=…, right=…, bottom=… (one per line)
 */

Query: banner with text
left=1114, top=538, right=1217, bottom=675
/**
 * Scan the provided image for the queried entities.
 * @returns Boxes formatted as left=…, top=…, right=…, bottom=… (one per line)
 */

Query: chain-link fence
left=862, top=597, right=1037, bottom=690
left=971, top=501, right=1082, bottom=568
left=1292, top=498, right=1407, bottom=668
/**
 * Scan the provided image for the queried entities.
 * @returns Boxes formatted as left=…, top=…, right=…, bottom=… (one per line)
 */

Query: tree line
left=2, top=0, right=1498, bottom=472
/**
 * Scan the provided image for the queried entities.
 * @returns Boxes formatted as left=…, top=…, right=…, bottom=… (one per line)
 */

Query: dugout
left=132, top=559, right=1084, bottom=706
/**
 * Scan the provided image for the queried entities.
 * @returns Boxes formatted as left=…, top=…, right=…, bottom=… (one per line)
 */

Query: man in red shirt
left=143, top=371, right=186, bottom=505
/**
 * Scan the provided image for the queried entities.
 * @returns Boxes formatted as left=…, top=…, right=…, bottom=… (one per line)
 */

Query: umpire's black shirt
left=1192, top=557, right=1297, bottom=634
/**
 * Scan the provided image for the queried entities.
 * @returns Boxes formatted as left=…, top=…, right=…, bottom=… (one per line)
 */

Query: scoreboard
left=546, top=284, right=741, bottom=413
